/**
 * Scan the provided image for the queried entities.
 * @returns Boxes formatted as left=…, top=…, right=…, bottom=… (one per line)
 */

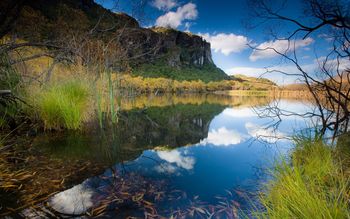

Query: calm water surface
left=31, top=94, right=312, bottom=218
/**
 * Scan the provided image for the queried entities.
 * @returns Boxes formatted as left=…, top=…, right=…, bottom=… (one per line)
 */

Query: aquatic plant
left=254, top=137, right=350, bottom=219
left=35, top=80, right=90, bottom=130
left=107, top=71, right=119, bottom=124
left=96, top=88, right=104, bottom=128
left=95, top=71, right=120, bottom=127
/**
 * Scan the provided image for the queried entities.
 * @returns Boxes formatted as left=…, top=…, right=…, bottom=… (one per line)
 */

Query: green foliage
left=254, top=138, right=350, bottom=219
left=35, top=80, right=90, bottom=130
left=132, top=62, right=229, bottom=83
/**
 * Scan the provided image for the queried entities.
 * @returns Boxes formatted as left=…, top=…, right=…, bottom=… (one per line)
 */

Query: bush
left=35, top=80, right=90, bottom=130
left=254, top=138, right=350, bottom=219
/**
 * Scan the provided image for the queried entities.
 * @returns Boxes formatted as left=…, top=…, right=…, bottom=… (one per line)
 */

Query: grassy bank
left=217, top=89, right=313, bottom=99
left=254, top=136, right=350, bottom=218
left=218, top=90, right=269, bottom=96
left=116, top=74, right=274, bottom=93
left=31, top=80, right=91, bottom=130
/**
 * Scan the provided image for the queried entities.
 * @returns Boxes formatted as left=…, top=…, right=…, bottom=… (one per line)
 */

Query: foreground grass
left=254, top=137, right=350, bottom=219
left=33, top=80, right=90, bottom=130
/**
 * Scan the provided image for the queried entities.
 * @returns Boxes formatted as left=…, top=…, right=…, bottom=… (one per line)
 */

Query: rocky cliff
left=4, top=0, right=228, bottom=81
left=118, top=27, right=214, bottom=68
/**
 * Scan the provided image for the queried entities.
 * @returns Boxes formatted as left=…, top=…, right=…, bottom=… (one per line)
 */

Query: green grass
left=254, top=137, right=350, bottom=219
left=132, top=62, right=229, bottom=83
left=35, top=80, right=90, bottom=130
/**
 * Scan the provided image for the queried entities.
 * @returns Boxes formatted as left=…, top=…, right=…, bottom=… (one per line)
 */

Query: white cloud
left=154, top=163, right=178, bottom=174
left=199, top=33, right=249, bottom=55
left=315, top=56, right=350, bottom=72
left=318, top=33, right=333, bottom=42
left=227, top=55, right=350, bottom=85
left=156, top=149, right=195, bottom=170
left=200, top=127, right=245, bottom=146
left=152, top=0, right=177, bottom=11
left=249, top=38, right=314, bottom=61
left=155, top=3, right=198, bottom=28
left=49, top=183, right=93, bottom=215
left=225, top=66, right=299, bottom=85
left=222, top=108, right=256, bottom=118
left=226, top=66, right=267, bottom=77
left=225, top=62, right=317, bottom=85
left=245, top=122, right=286, bottom=143
left=184, top=22, right=191, bottom=32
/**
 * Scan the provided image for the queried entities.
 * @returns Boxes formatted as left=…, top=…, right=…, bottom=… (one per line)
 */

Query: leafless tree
left=248, top=0, right=350, bottom=140
left=0, top=0, right=164, bottom=84
left=0, top=0, right=165, bottom=131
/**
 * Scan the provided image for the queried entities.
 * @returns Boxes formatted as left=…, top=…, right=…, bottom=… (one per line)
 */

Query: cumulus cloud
left=245, top=122, right=286, bottom=143
left=222, top=108, right=256, bottom=118
left=152, top=0, right=177, bottom=11
left=157, top=149, right=195, bottom=170
left=154, top=163, right=178, bottom=174
left=226, top=66, right=267, bottom=77
left=155, top=3, right=198, bottom=28
left=249, top=38, right=314, bottom=61
left=50, top=183, right=93, bottom=215
left=314, top=56, right=350, bottom=72
left=225, top=62, right=317, bottom=85
left=199, top=33, right=249, bottom=55
left=226, top=66, right=300, bottom=85
left=200, top=127, right=245, bottom=146
left=318, top=33, right=333, bottom=42
left=184, top=22, right=191, bottom=32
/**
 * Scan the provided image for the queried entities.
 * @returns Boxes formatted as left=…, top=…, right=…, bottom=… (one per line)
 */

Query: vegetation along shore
left=0, top=0, right=349, bottom=218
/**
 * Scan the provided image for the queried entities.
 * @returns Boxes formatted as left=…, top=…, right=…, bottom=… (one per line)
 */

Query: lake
left=26, top=94, right=312, bottom=218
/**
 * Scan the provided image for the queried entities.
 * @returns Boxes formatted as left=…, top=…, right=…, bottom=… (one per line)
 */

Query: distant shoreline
left=215, top=89, right=312, bottom=99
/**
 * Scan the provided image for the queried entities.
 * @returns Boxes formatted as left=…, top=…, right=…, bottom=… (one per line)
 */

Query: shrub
left=35, top=80, right=90, bottom=130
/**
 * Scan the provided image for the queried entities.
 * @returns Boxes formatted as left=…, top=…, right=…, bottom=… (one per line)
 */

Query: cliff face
left=117, top=27, right=214, bottom=68
left=152, top=27, right=214, bottom=67
left=5, top=0, right=228, bottom=81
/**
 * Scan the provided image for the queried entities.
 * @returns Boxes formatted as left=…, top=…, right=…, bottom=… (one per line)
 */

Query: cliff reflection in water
left=30, top=94, right=284, bottom=218
left=34, top=94, right=270, bottom=165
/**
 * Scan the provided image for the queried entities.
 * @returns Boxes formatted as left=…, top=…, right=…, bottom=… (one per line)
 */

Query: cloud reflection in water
left=200, top=127, right=246, bottom=146
left=154, top=149, right=196, bottom=174
left=245, top=122, right=286, bottom=143
left=49, top=183, right=94, bottom=215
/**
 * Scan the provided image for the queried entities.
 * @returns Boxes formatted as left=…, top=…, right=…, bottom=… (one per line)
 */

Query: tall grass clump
left=35, top=80, right=90, bottom=130
left=254, top=137, right=350, bottom=219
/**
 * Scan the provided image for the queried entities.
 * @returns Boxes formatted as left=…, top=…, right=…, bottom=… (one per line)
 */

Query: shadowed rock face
left=33, top=103, right=225, bottom=165
left=8, top=0, right=217, bottom=70
left=117, top=27, right=214, bottom=67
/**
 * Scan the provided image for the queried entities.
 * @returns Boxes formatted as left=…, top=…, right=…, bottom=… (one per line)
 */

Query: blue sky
left=95, top=0, right=344, bottom=85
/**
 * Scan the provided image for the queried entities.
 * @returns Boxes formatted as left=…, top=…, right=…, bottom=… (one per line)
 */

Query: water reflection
left=50, top=183, right=94, bottom=215
left=156, top=150, right=195, bottom=171
left=34, top=102, right=227, bottom=165
left=245, top=122, right=286, bottom=143
left=200, top=127, right=245, bottom=146
left=31, top=94, right=312, bottom=217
